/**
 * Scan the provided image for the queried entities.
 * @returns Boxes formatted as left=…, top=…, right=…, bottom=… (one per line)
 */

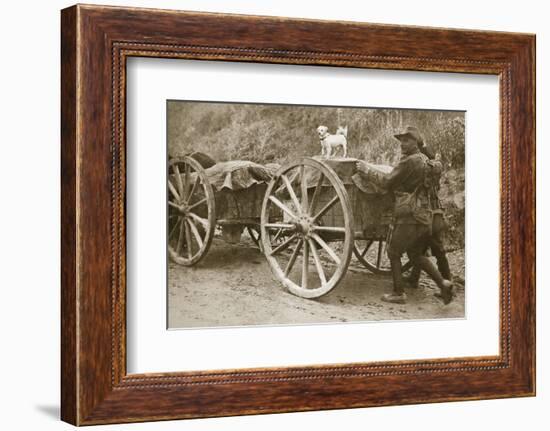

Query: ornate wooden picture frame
left=61, top=4, right=535, bottom=425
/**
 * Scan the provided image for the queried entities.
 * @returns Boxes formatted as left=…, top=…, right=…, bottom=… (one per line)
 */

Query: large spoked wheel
left=353, top=238, right=413, bottom=275
left=260, top=158, right=354, bottom=299
left=167, top=156, right=216, bottom=266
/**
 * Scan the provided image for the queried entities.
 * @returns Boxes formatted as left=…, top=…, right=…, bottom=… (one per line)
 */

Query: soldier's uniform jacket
left=381, top=149, right=431, bottom=225
left=384, top=150, right=427, bottom=193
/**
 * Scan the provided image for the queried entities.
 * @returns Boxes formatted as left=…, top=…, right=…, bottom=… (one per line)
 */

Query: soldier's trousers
left=387, top=223, right=431, bottom=263
left=408, top=213, right=452, bottom=283
left=386, top=222, right=447, bottom=294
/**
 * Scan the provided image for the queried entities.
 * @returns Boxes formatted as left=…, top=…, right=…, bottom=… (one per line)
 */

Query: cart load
left=203, top=160, right=280, bottom=243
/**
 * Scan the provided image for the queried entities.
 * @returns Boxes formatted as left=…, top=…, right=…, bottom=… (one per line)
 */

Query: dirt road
left=168, top=235, right=465, bottom=328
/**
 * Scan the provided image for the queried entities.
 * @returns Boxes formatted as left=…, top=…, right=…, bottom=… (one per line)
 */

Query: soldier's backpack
left=423, top=158, right=444, bottom=209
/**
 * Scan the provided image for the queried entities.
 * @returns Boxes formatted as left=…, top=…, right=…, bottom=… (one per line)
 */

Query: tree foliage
left=167, top=101, right=465, bottom=169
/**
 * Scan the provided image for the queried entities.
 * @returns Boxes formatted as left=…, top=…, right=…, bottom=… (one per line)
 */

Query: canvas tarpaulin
left=204, top=161, right=280, bottom=192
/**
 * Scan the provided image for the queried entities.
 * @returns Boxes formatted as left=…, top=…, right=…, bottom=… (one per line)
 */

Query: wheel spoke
left=186, top=218, right=204, bottom=249
left=402, top=260, right=413, bottom=272
left=361, top=240, right=374, bottom=257
left=168, top=179, right=180, bottom=201
left=302, top=240, right=309, bottom=289
left=313, top=195, right=339, bottom=222
left=168, top=201, right=180, bottom=210
left=184, top=161, right=191, bottom=199
left=264, top=222, right=295, bottom=230
left=185, top=218, right=193, bottom=258
left=188, top=212, right=209, bottom=229
left=310, top=232, right=341, bottom=265
left=281, top=174, right=301, bottom=215
left=188, top=197, right=207, bottom=211
left=308, top=173, right=324, bottom=214
left=187, top=175, right=200, bottom=202
left=272, top=228, right=284, bottom=244
left=313, top=226, right=346, bottom=233
left=270, top=233, right=298, bottom=256
left=300, top=165, right=308, bottom=212
left=268, top=195, right=298, bottom=220
left=176, top=218, right=185, bottom=254
left=169, top=217, right=182, bottom=238
left=284, top=239, right=303, bottom=276
left=376, top=241, right=383, bottom=269
left=173, top=164, right=185, bottom=197
left=247, top=227, right=260, bottom=243
left=308, top=238, right=327, bottom=285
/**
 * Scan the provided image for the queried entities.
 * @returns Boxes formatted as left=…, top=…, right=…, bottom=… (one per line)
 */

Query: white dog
left=317, top=125, right=348, bottom=158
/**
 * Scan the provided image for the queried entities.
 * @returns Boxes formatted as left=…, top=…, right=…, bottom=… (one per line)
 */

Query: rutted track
left=168, top=236, right=465, bottom=329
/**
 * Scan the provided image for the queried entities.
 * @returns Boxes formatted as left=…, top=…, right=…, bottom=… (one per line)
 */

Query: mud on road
left=168, top=235, right=465, bottom=329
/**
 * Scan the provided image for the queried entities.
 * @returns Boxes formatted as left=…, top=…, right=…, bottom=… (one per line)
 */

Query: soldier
left=403, top=137, right=452, bottom=290
left=356, top=126, right=453, bottom=305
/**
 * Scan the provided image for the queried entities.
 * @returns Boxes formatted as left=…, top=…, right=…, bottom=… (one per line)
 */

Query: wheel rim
left=167, top=156, right=216, bottom=266
left=260, top=158, right=354, bottom=299
left=353, top=239, right=413, bottom=275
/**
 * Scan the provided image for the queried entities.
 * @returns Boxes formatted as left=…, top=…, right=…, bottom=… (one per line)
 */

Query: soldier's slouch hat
left=394, top=125, right=424, bottom=146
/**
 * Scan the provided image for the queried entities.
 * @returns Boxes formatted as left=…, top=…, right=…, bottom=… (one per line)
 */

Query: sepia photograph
left=166, top=100, right=466, bottom=329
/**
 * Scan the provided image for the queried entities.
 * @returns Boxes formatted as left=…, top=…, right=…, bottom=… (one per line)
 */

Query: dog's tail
left=338, top=125, right=348, bottom=137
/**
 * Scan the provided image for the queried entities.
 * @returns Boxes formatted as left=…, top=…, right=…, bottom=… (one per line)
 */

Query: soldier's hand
left=356, top=161, right=370, bottom=175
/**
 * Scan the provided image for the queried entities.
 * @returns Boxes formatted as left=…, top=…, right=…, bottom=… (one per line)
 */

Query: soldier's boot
left=381, top=257, right=407, bottom=304
left=437, top=258, right=452, bottom=282
left=415, top=256, right=454, bottom=305
left=404, top=255, right=450, bottom=289
left=432, top=248, right=452, bottom=281
left=433, top=253, right=453, bottom=301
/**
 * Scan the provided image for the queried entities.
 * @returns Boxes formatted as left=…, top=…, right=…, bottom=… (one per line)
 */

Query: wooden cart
left=168, top=156, right=410, bottom=299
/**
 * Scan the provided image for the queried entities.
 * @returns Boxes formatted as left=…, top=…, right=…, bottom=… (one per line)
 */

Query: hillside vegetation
left=168, top=101, right=464, bottom=169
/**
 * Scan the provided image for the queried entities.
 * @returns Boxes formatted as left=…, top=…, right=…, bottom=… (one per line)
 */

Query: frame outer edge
left=517, top=34, right=536, bottom=394
left=61, top=4, right=536, bottom=425
left=500, top=35, right=536, bottom=396
left=60, top=5, right=79, bottom=426
left=531, top=34, right=536, bottom=395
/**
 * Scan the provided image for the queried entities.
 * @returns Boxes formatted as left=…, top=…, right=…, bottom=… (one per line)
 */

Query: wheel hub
left=294, top=215, right=313, bottom=237
left=178, top=204, right=189, bottom=217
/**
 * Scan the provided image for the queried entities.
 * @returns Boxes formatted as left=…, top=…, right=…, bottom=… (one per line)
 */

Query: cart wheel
left=168, top=156, right=215, bottom=266
left=353, top=239, right=413, bottom=275
left=261, top=158, right=354, bottom=299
